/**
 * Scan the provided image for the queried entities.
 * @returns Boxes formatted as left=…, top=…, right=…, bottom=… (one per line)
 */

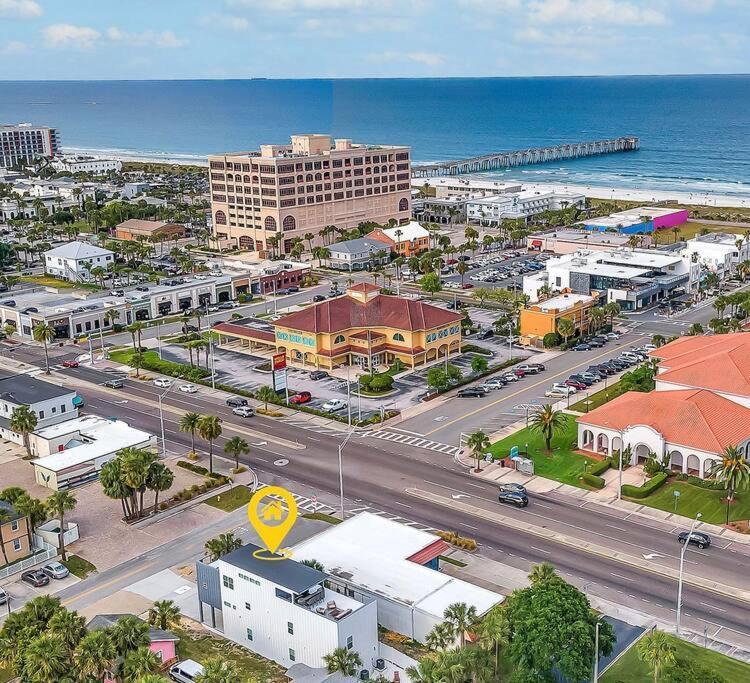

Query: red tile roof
left=578, top=389, right=750, bottom=453
left=348, top=282, right=380, bottom=293
left=275, top=292, right=463, bottom=334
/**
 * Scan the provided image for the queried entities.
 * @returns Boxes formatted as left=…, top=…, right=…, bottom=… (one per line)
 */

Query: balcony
left=293, top=585, right=366, bottom=622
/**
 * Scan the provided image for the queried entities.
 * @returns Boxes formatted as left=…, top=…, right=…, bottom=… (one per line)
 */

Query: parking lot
left=437, top=249, right=550, bottom=292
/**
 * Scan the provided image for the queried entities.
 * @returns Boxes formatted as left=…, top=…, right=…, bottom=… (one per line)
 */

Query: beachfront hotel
left=0, top=123, right=60, bottom=168
left=208, top=134, right=412, bottom=255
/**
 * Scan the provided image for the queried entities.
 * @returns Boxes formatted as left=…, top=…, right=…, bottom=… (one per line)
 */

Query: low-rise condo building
left=466, top=189, right=585, bottom=224
left=519, top=292, right=597, bottom=347
left=325, top=237, right=392, bottom=271
left=44, top=241, right=115, bottom=282
left=208, top=134, right=412, bottom=254
left=682, top=232, right=750, bottom=277
left=115, top=218, right=186, bottom=241
left=51, top=155, right=122, bottom=174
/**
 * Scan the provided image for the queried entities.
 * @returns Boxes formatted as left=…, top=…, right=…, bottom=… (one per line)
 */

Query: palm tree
left=32, top=321, right=55, bottom=374
left=651, top=334, right=667, bottom=348
left=529, top=561, right=558, bottom=585
left=300, top=558, right=324, bottom=571
left=637, top=630, right=677, bottom=683
left=10, top=405, right=38, bottom=455
left=47, top=608, right=87, bottom=650
left=147, top=462, right=174, bottom=514
left=224, top=435, right=250, bottom=471
left=204, top=532, right=242, bottom=561
left=529, top=404, right=568, bottom=452
left=714, top=295, right=728, bottom=319
left=197, top=415, right=222, bottom=474
left=710, top=445, right=750, bottom=524
left=443, top=602, right=477, bottom=648
left=122, top=646, right=161, bottom=680
left=256, top=385, right=278, bottom=411
left=20, top=633, right=69, bottom=683
left=196, top=657, right=241, bottom=683
left=127, top=320, right=146, bottom=355
left=46, top=490, right=77, bottom=561
left=179, top=412, right=202, bottom=454
left=456, top=260, right=469, bottom=285
left=323, top=647, right=362, bottom=676
left=603, top=301, right=621, bottom=325
left=475, top=604, right=508, bottom=675
left=148, top=599, right=181, bottom=631
left=74, top=629, right=117, bottom=681
left=405, top=657, right=441, bottom=683
left=466, top=429, right=491, bottom=473
left=557, top=316, right=575, bottom=344
left=13, top=493, right=46, bottom=550
left=426, top=621, right=455, bottom=651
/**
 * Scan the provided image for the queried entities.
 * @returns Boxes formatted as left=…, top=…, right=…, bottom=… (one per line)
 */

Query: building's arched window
left=306, top=174, right=313, bottom=182
left=315, top=173, right=322, bottom=181
left=264, top=216, right=277, bottom=231
left=334, top=335, right=346, bottom=344
left=227, top=173, right=234, bottom=181
left=393, top=332, right=405, bottom=342
left=282, top=215, right=296, bottom=231
left=243, top=175, right=251, bottom=183
left=399, top=198, right=409, bottom=212
left=214, top=210, right=227, bottom=225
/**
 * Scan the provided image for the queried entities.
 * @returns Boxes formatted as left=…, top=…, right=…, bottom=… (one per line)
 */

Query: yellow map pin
left=247, top=486, right=298, bottom=557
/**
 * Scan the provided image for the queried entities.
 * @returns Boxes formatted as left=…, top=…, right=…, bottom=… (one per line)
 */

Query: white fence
left=0, top=544, right=57, bottom=581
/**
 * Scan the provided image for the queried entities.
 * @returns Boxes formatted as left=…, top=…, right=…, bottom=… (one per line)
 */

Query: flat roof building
left=519, top=292, right=597, bottom=347
left=682, top=232, right=750, bottom=277
left=0, top=123, right=60, bottom=168
left=209, top=134, right=412, bottom=255
left=114, top=218, right=186, bottom=241
left=580, top=206, right=689, bottom=234
left=527, top=229, right=630, bottom=254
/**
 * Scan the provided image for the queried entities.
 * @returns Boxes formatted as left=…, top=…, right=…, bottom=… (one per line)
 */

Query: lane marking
left=610, top=572, right=636, bottom=582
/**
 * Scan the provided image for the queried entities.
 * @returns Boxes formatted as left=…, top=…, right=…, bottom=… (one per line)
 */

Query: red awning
left=532, top=240, right=543, bottom=247
left=406, top=539, right=450, bottom=566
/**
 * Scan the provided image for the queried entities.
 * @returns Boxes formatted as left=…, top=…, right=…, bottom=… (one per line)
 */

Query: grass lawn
left=671, top=220, right=749, bottom=242
left=630, top=481, right=750, bottom=525
left=0, top=666, right=12, bottom=683
left=175, top=626, right=287, bottom=682
left=488, top=419, right=596, bottom=488
left=63, top=554, right=97, bottom=579
left=601, top=633, right=750, bottom=683
left=302, top=512, right=341, bottom=525
left=570, top=380, right=626, bottom=412
left=204, top=485, right=252, bottom=512
left=20, top=274, right=76, bottom=288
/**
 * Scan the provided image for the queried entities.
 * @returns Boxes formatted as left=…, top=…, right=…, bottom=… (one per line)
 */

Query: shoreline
left=66, top=148, right=750, bottom=209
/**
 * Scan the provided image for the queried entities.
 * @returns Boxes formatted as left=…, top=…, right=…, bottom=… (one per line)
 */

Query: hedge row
left=581, top=472, right=605, bottom=489
left=621, top=472, right=668, bottom=499
left=176, top=460, right=229, bottom=481
left=674, top=473, right=726, bottom=490
left=589, top=458, right=612, bottom=477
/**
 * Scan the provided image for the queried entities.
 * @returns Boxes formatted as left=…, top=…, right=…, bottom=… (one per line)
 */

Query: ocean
left=1, top=75, right=749, bottom=197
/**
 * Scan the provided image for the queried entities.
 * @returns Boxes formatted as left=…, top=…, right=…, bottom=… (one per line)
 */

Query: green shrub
left=621, top=472, right=668, bottom=499
left=369, top=373, right=394, bottom=392
left=543, top=331, right=561, bottom=348
left=589, top=458, right=612, bottom=477
left=581, top=472, right=605, bottom=489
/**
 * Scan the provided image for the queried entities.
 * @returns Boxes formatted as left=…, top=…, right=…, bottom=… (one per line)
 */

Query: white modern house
left=51, top=155, right=122, bottom=175
left=466, top=190, right=585, bottom=224
left=292, top=513, right=504, bottom=643
left=682, top=232, right=750, bottom=278
left=44, top=241, right=114, bottom=282
left=0, top=373, right=80, bottom=444
left=31, top=415, right=156, bottom=490
left=196, top=542, right=379, bottom=674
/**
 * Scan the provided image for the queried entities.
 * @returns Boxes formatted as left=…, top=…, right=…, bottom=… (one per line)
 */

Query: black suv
left=457, top=387, right=487, bottom=398
left=497, top=490, right=528, bottom=508
left=678, top=531, right=711, bottom=549
left=226, top=397, right=248, bottom=408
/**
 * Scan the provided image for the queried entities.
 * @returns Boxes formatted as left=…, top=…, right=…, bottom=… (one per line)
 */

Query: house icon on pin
left=260, top=500, right=284, bottom=522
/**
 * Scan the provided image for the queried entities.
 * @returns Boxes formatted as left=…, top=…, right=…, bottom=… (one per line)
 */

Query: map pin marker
left=247, top=486, right=298, bottom=558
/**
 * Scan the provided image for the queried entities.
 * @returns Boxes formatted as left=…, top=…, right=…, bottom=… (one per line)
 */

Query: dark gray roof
left=86, top=613, right=179, bottom=642
left=328, top=237, right=387, bottom=255
left=0, top=373, right=75, bottom=405
left=221, top=542, right=326, bottom=594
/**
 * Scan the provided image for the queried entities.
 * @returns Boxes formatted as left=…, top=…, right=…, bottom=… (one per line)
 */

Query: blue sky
left=0, top=0, right=748, bottom=79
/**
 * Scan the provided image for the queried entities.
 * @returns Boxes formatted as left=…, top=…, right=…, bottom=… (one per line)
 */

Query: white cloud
left=43, top=24, right=101, bottom=50
left=1, top=40, right=28, bottom=54
left=370, top=50, right=444, bottom=67
left=228, top=0, right=367, bottom=9
left=674, top=0, right=716, bottom=12
left=0, top=0, right=42, bottom=19
left=528, top=0, right=666, bottom=26
left=106, top=27, right=187, bottom=48
left=200, top=13, right=250, bottom=30
left=458, top=0, right=521, bottom=10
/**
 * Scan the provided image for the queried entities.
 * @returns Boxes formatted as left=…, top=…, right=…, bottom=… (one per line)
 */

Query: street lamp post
left=593, top=617, right=603, bottom=683
left=676, top=512, right=702, bottom=634
left=157, top=382, right=175, bottom=458
left=338, top=428, right=356, bottom=520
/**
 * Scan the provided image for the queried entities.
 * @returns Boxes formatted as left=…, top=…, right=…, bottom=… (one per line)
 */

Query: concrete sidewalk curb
left=406, top=487, right=750, bottom=604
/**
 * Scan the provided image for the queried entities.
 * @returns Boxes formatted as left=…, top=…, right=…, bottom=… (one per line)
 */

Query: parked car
left=288, top=285, right=300, bottom=293
left=312, top=294, right=326, bottom=302
left=289, top=391, right=311, bottom=405
left=457, top=387, right=488, bottom=398
left=226, top=396, right=248, bottom=407
left=568, top=374, right=594, bottom=386
left=217, top=302, right=234, bottom=310
left=572, top=343, right=592, bottom=351
left=461, top=283, right=474, bottom=289
left=512, top=368, right=527, bottom=378
left=232, top=406, right=255, bottom=418
left=564, top=379, right=587, bottom=390
left=153, top=378, right=172, bottom=388
left=110, top=289, right=125, bottom=297
left=501, top=372, right=520, bottom=383
left=498, top=482, right=528, bottom=495
left=587, top=338, right=605, bottom=348
left=529, top=363, right=545, bottom=371
left=61, top=360, right=79, bottom=368
left=497, top=490, right=529, bottom=508
left=276, top=288, right=290, bottom=296
left=310, top=370, right=329, bottom=380
left=678, top=530, right=711, bottom=549
left=550, top=383, right=577, bottom=395
left=104, top=377, right=125, bottom=389
left=169, top=659, right=205, bottom=683
left=478, top=329, right=494, bottom=339
left=179, top=384, right=198, bottom=394
left=322, top=398, right=347, bottom=412
left=515, top=364, right=541, bottom=374
left=606, top=332, right=621, bottom=340
left=0, top=586, right=7, bottom=605
left=42, top=561, right=70, bottom=580
left=482, top=378, right=507, bottom=390
left=21, top=570, right=49, bottom=588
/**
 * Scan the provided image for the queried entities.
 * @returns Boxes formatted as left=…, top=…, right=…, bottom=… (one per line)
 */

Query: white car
left=232, top=406, right=255, bottom=418
left=322, top=398, right=347, bottom=412
left=179, top=384, right=197, bottom=394
left=153, top=378, right=172, bottom=388
left=548, top=383, right=577, bottom=396
left=501, top=372, right=520, bottom=382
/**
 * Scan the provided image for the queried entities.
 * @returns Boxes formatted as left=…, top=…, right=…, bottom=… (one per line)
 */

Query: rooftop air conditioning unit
left=359, top=670, right=369, bottom=681
left=374, top=658, right=385, bottom=670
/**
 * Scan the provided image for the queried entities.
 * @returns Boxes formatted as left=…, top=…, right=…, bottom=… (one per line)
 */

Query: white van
left=169, top=659, right=204, bottom=682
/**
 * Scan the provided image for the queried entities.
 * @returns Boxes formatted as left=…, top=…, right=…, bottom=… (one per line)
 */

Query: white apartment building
left=682, top=232, right=750, bottom=278
left=524, top=248, right=699, bottom=309
left=466, top=190, right=586, bottom=224
left=0, top=373, right=80, bottom=445
left=0, top=123, right=60, bottom=168
left=51, top=155, right=122, bottom=175
left=44, top=242, right=114, bottom=282
left=196, top=542, right=379, bottom=673
left=412, top=177, right=522, bottom=198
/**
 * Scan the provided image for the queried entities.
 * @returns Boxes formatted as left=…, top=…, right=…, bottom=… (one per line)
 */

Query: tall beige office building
left=208, top=134, right=412, bottom=254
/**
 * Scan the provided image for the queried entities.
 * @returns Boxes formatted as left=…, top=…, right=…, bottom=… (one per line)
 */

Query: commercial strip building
left=209, top=134, right=412, bottom=254
left=526, top=229, right=630, bottom=255
left=577, top=334, right=750, bottom=478
left=31, top=415, right=156, bottom=490
left=579, top=206, right=689, bottom=234
left=682, top=232, right=750, bottom=277
left=44, top=241, right=115, bottom=282
left=51, top=155, right=122, bottom=175
left=0, top=123, right=60, bottom=168
left=518, top=292, right=597, bottom=347
left=213, top=283, right=463, bottom=371
left=523, top=248, right=699, bottom=310
left=114, top=218, right=187, bottom=241
left=292, top=513, right=503, bottom=643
